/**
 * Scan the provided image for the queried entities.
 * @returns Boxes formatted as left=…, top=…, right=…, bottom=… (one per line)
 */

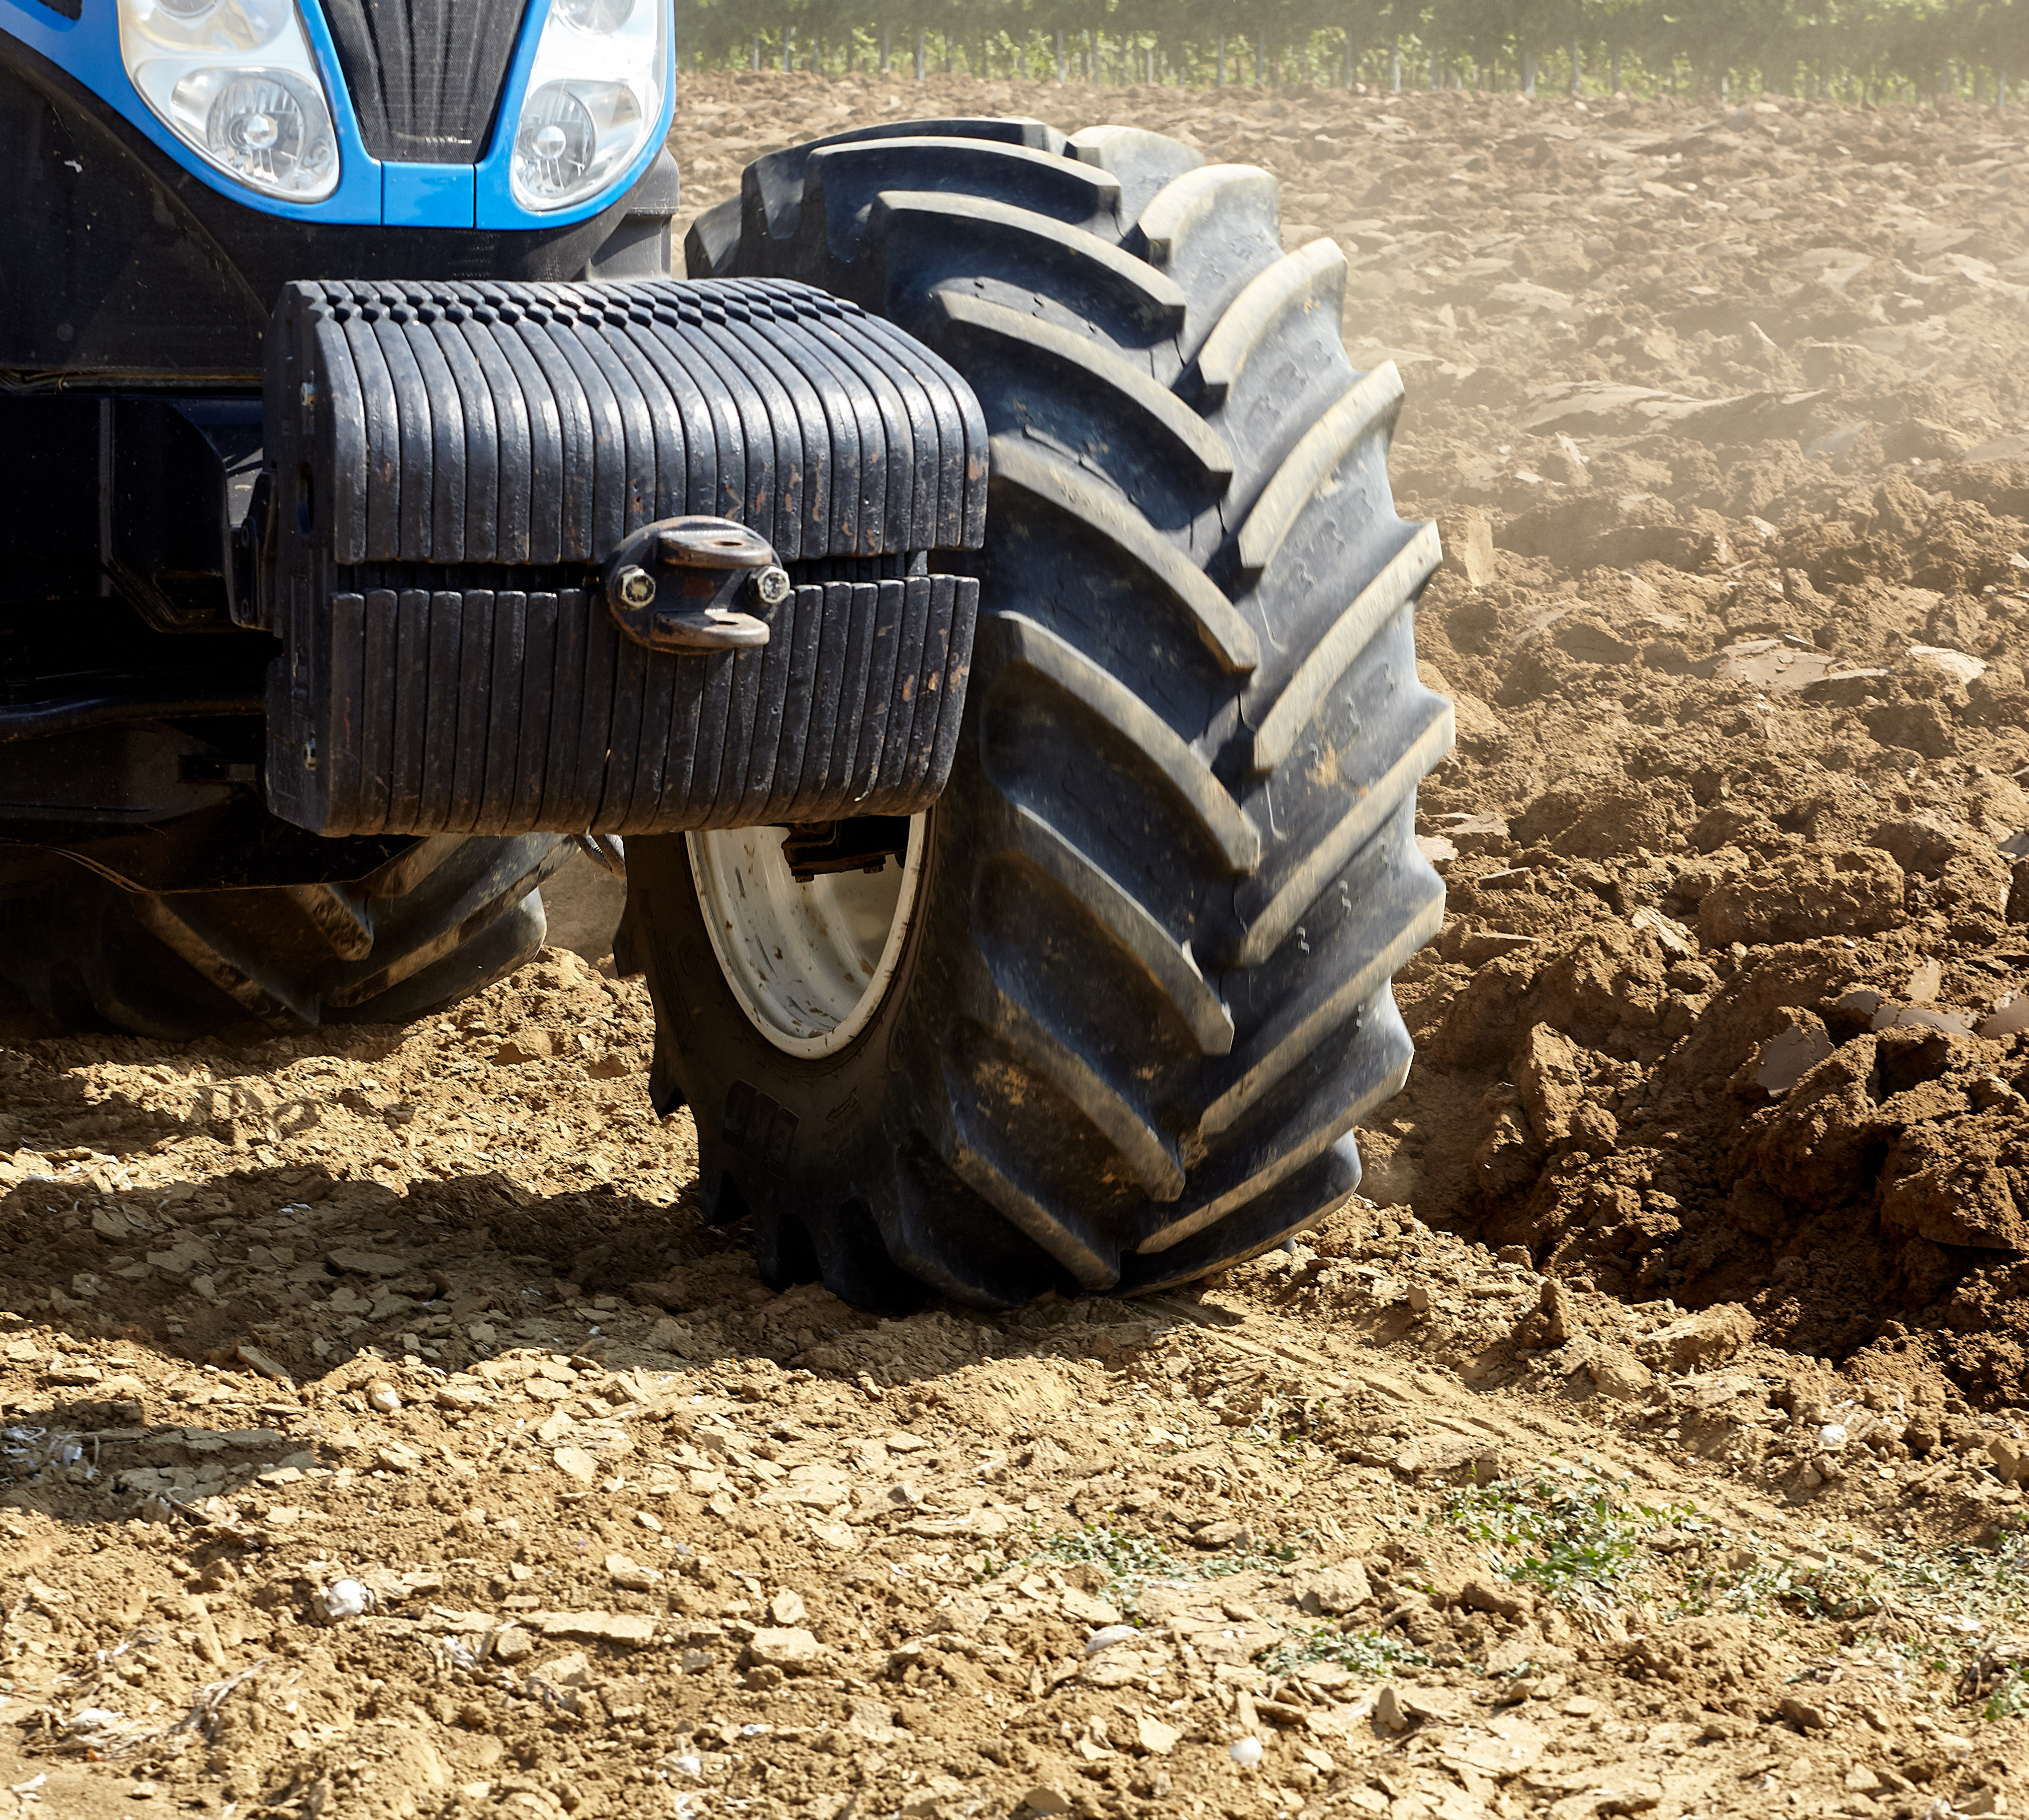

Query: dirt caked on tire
left=0, top=835, right=570, bottom=1037
left=622, top=117, right=1453, bottom=1308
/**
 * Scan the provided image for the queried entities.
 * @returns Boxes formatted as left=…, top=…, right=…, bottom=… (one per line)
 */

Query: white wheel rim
left=687, top=817, right=927, bottom=1059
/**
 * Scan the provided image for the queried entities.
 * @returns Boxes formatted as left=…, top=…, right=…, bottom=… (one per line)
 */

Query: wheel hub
left=687, top=815, right=926, bottom=1058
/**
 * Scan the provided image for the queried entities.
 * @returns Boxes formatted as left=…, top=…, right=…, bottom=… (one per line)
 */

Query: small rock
left=1635, top=1305, right=1753, bottom=1370
left=539, top=1612, right=656, bottom=1647
left=1629, top=905, right=1694, bottom=956
left=899, top=1778, right=968, bottom=1819
left=1755, top=1021, right=1834, bottom=1095
left=1541, top=1278, right=1585, bottom=1345
left=327, top=1249, right=410, bottom=1276
left=1582, top=1339, right=1664, bottom=1396
left=1019, top=1788, right=1073, bottom=1817
left=1406, top=1284, right=1434, bottom=1313
left=746, top=1627, right=823, bottom=1673
left=491, top=1627, right=533, bottom=1664
left=1377, top=1681, right=1464, bottom=1728
left=1058, top=1586, right=1121, bottom=1626
left=1191, top=1520, right=1247, bottom=1550
left=767, top=1589, right=807, bottom=1626
left=1393, top=1432, right=1506, bottom=1482
left=552, top=1446, right=598, bottom=1486
left=495, top=1032, right=558, bottom=1064
left=1462, top=1578, right=1533, bottom=1620
left=1439, top=510, right=1497, bottom=588
left=1818, top=1424, right=1849, bottom=1452
left=1988, top=1435, right=2027, bottom=1484
left=606, top=1553, right=661, bottom=1591
left=634, top=1509, right=665, bottom=1533
left=1298, top=1561, right=1372, bottom=1615
left=532, top=1650, right=593, bottom=1688
left=1085, top=1625, right=1143, bottom=1655
left=848, top=1700, right=901, bottom=1744
left=1136, top=1716, right=1180, bottom=1756
left=1907, top=643, right=1986, bottom=686
left=364, top=1380, right=401, bottom=1415
left=319, top=1580, right=369, bottom=1622
left=1228, top=1737, right=1263, bottom=1768
left=1780, top=1694, right=1828, bottom=1731
left=235, top=1343, right=296, bottom=1390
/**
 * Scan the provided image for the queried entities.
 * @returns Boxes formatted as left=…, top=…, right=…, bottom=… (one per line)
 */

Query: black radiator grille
left=321, top=0, right=530, bottom=165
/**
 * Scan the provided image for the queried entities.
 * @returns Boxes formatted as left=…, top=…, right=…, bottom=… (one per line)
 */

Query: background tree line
left=673, top=0, right=2029, bottom=109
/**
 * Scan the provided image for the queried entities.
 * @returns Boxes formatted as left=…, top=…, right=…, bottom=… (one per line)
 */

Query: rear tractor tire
left=0, top=835, right=570, bottom=1037
left=621, top=118, right=1453, bottom=1309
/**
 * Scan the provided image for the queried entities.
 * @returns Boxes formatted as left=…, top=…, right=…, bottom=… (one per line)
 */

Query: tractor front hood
left=0, top=0, right=673, bottom=230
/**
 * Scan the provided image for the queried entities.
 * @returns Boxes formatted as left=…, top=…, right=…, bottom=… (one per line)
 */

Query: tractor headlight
left=117, top=0, right=339, bottom=202
left=509, top=0, right=666, bottom=211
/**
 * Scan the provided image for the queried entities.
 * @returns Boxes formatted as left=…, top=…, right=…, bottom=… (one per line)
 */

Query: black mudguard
left=259, top=277, right=988, bottom=839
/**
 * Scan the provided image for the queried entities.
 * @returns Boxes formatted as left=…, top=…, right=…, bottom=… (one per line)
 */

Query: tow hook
left=603, top=516, right=788, bottom=654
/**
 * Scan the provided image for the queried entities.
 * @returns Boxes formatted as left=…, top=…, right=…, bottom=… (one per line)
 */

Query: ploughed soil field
left=3, top=68, right=2029, bottom=1820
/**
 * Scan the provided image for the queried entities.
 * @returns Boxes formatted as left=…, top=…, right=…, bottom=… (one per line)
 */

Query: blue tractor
left=0, top=0, right=1452, bottom=1307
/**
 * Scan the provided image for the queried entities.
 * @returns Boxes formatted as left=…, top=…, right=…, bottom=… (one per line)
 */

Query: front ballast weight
left=254, top=278, right=988, bottom=841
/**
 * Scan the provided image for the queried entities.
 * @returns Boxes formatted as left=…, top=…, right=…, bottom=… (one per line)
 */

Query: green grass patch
left=1256, top=1626, right=1431, bottom=1679
left=995, top=1522, right=1300, bottom=1616
left=1198, top=1535, right=1300, bottom=1579
left=1023, top=1525, right=1183, bottom=1614
left=1983, top=1665, right=2029, bottom=1723
left=1437, top=1463, right=1699, bottom=1615
left=1686, top=1527, right=2029, bottom=1633
left=1676, top=1525, right=2029, bottom=1719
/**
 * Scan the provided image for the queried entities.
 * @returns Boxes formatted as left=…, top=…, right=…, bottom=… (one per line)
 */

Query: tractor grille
left=321, top=0, right=529, bottom=165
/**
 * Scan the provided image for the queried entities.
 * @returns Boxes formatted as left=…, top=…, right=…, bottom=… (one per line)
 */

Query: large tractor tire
left=0, top=834, right=569, bottom=1037
left=621, top=118, right=1452, bottom=1309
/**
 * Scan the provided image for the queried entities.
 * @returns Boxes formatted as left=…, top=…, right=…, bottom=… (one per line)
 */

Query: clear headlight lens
left=117, top=0, right=339, bottom=201
left=555, top=0, right=635, bottom=30
left=510, top=0, right=665, bottom=211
